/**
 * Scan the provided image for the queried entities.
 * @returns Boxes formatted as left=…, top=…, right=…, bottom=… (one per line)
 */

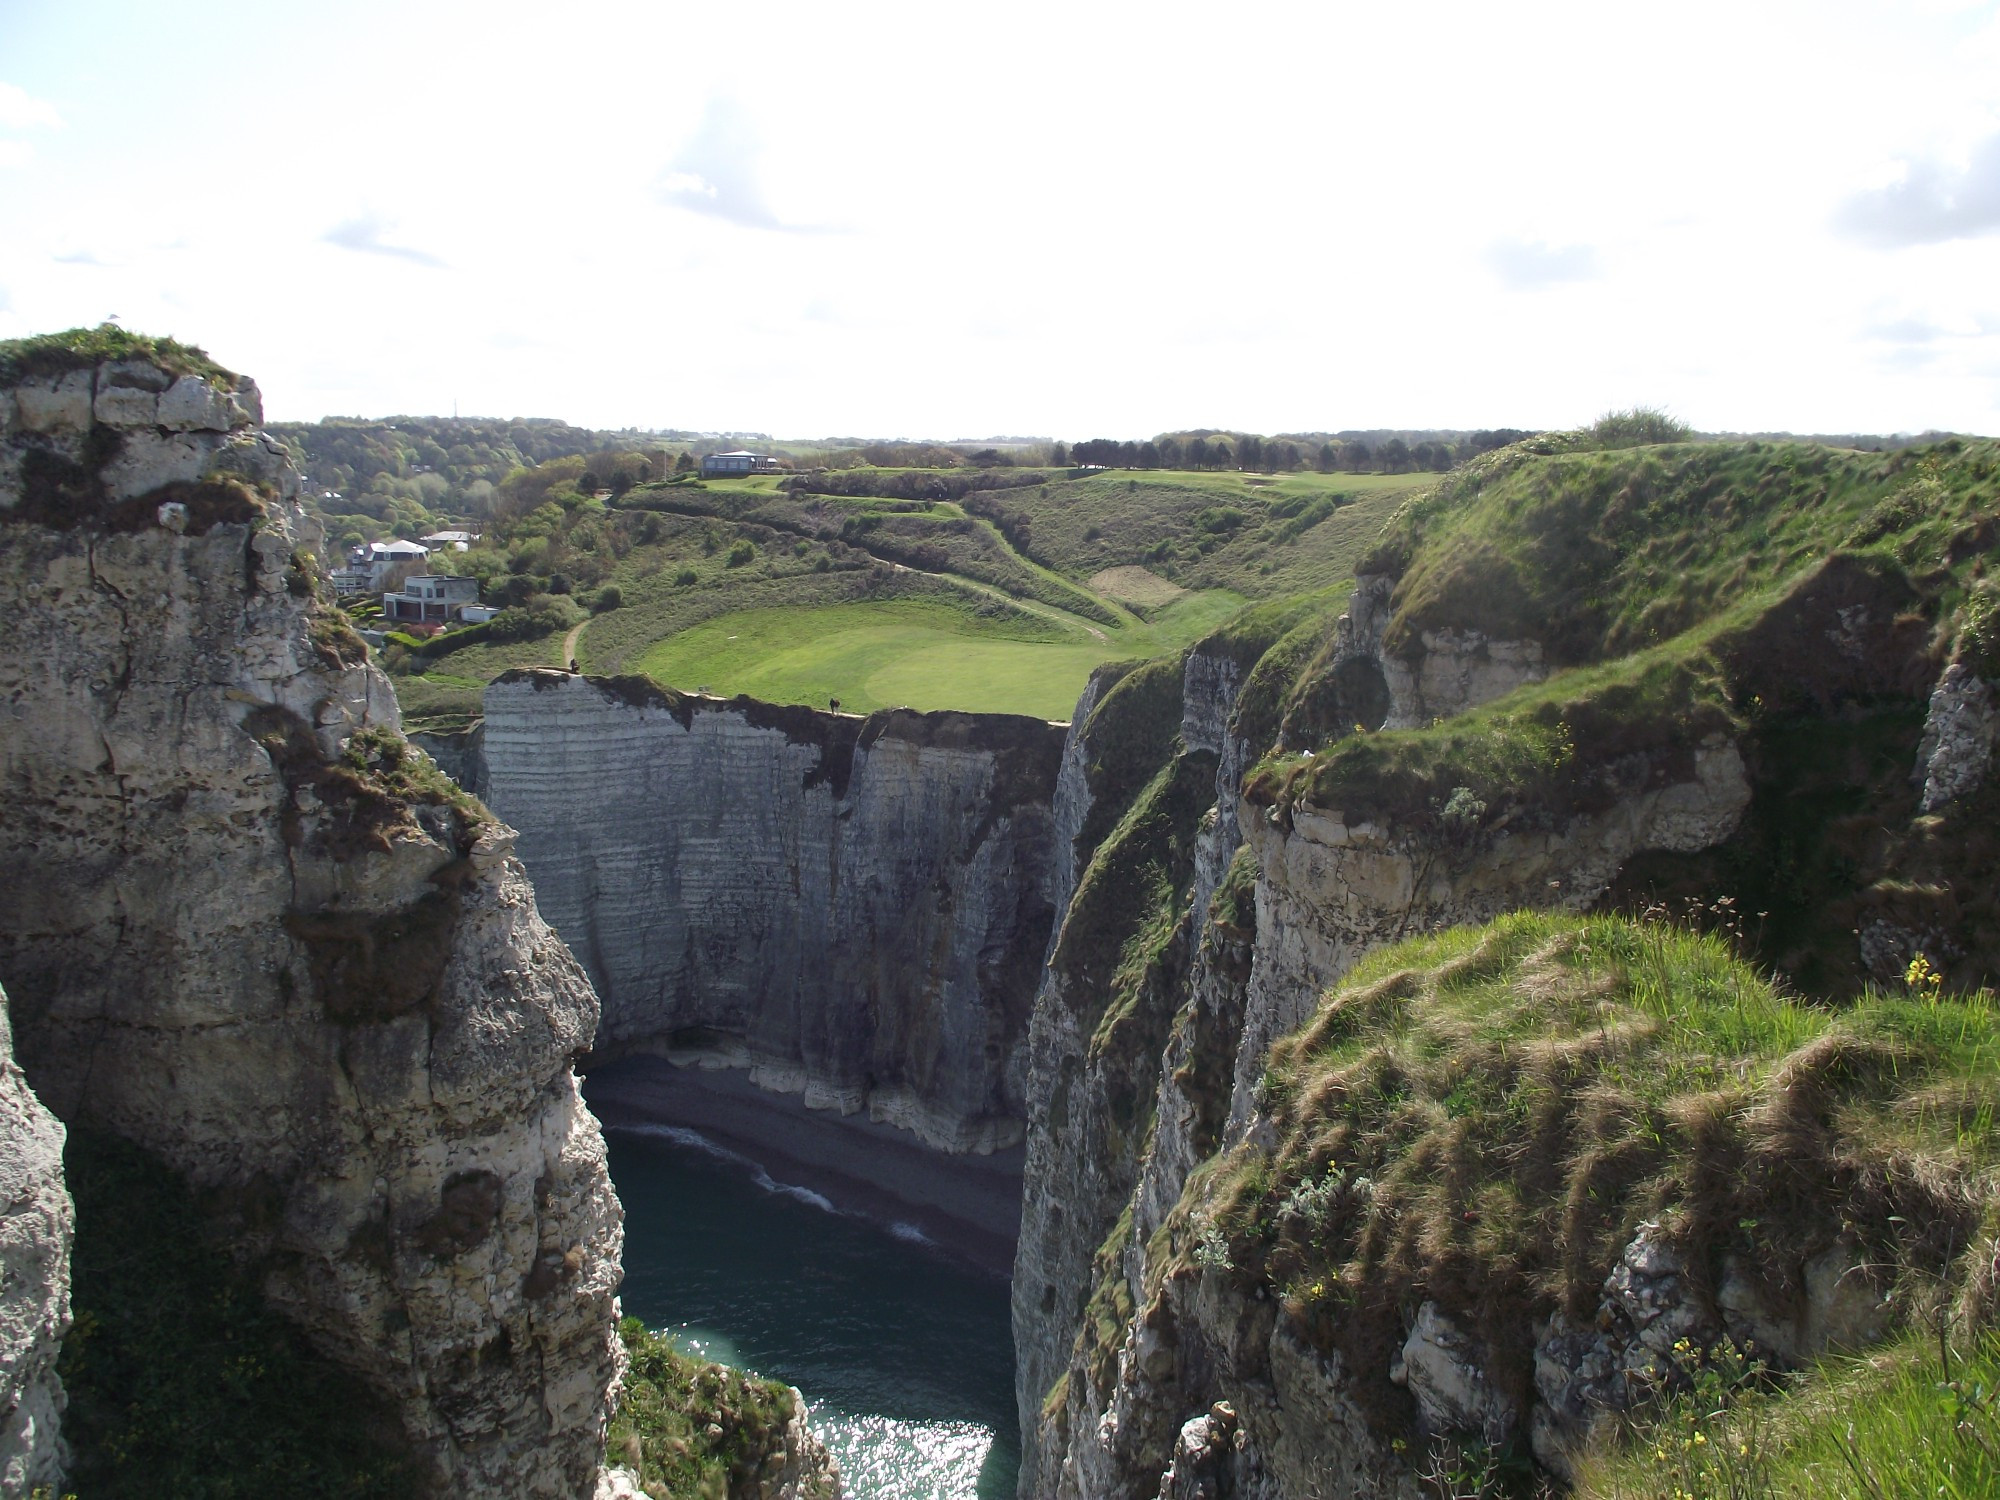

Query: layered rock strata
left=0, top=985, right=71, bottom=1497
left=478, top=670, right=1067, bottom=1156
left=0, top=349, right=623, bottom=1497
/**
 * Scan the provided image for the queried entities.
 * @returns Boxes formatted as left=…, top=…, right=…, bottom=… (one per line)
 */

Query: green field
left=628, top=592, right=1244, bottom=719
left=366, top=460, right=1440, bottom=729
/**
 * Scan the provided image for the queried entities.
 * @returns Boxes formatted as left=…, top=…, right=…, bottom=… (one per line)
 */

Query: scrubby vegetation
left=0, top=324, right=238, bottom=387
left=1361, top=438, right=1998, bottom=665
left=1172, top=912, right=1997, bottom=1476
left=605, top=1319, right=805, bottom=1500
left=1582, top=1325, right=2000, bottom=1500
left=59, top=1130, right=418, bottom=1499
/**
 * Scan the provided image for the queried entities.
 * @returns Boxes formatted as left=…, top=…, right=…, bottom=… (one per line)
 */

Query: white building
left=420, top=529, right=480, bottom=551
left=367, top=539, right=431, bottom=586
left=383, top=575, right=481, bottom=626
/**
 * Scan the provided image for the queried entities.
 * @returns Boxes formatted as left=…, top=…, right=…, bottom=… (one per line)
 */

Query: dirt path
left=560, top=619, right=587, bottom=669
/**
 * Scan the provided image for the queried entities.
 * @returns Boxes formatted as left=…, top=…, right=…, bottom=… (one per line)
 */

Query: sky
left=2, top=0, right=1999, bottom=438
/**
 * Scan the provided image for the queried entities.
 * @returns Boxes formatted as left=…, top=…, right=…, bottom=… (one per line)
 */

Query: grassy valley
left=356, top=460, right=1427, bottom=729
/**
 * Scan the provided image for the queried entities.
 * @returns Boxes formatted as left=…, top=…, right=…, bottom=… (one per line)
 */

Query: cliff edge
left=0, top=331, right=623, bottom=1496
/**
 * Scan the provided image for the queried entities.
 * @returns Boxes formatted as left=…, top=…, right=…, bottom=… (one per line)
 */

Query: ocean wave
left=610, top=1121, right=964, bottom=1251
left=610, top=1122, right=839, bottom=1215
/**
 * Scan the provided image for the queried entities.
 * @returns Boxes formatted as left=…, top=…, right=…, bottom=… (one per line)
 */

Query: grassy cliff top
left=0, top=324, right=239, bottom=387
left=1170, top=910, right=1996, bottom=1444
left=1362, top=435, right=1999, bottom=666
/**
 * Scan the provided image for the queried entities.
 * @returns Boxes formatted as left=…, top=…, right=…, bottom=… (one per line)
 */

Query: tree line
left=1054, top=429, right=1533, bottom=474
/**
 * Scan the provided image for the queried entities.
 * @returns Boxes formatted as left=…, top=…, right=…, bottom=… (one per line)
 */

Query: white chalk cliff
left=0, top=348, right=623, bottom=1497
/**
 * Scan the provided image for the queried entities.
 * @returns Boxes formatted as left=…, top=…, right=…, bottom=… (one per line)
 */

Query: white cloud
left=0, top=83, right=60, bottom=131
left=1838, top=130, right=2000, bottom=246
left=320, top=213, right=446, bottom=269
left=655, top=97, right=815, bottom=232
left=1485, top=240, right=1602, bottom=289
left=0, top=140, right=31, bottom=169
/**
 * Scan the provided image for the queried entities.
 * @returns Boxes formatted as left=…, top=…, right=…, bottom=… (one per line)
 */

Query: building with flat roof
left=383, top=575, right=481, bottom=626
left=701, top=450, right=760, bottom=478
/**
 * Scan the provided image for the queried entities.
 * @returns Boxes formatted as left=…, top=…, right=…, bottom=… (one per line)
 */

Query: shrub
left=593, top=585, right=623, bottom=613
left=675, top=567, right=699, bottom=586
left=725, top=540, right=756, bottom=567
left=488, top=593, right=583, bottom=640
left=1592, top=406, right=1692, bottom=448
left=605, top=1319, right=797, bottom=1499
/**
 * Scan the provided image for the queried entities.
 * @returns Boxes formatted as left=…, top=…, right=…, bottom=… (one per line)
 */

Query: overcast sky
left=3, top=0, right=1999, bottom=437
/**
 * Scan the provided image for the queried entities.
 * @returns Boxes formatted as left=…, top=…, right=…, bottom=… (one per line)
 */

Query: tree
left=1212, top=439, right=1234, bottom=469
left=674, top=451, right=695, bottom=474
left=1344, top=442, right=1372, bottom=472
left=1051, top=441, right=1070, bottom=466
left=1138, top=441, right=1161, bottom=469
left=1381, top=438, right=1410, bottom=472
left=1189, top=436, right=1210, bottom=469
left=1239, top=434, right=1264, bottom=471
left=1158, top=437, right=1182, bottom=468
left=1317, top=442, right=1337, bottom=472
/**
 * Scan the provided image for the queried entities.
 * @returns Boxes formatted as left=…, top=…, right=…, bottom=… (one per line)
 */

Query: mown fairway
left=628, top=592, right=1244, bottom=719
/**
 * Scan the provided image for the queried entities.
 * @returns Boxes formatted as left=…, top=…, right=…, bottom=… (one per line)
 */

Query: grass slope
left=1582, top=1327, right=2000, bottom=1500
left=1364, top=436, right=2000, bottom=665
left=373, top=465, right=1426, bottom=726
left=960, top=469, right=1428, bottom=597
left=1167, top=912, right=1996, bottom=1470
left=628, top=591, right=1243, bottom=719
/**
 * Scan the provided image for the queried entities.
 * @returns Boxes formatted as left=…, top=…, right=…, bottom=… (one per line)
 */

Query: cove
left=605, top=1123, right=1021, bottom=1500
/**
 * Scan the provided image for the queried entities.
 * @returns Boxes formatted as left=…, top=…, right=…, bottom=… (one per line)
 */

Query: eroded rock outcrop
left=0, top=345, right=623, bottom=1497
left=477, top=670, right=1066, bottom=1155
left=0, top=985, right=71, bottom=1498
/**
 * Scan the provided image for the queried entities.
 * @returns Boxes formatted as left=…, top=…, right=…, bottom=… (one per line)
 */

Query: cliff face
left=1017, top=438, right=2000, bottom=1498
left=1016, top=582, right=1756, bottom=1494
left=0, top=985, right=71, bottom=1497
left=477, top=671, right=1067, bottom=1155
left=0, top=347, right=623, bottom=1497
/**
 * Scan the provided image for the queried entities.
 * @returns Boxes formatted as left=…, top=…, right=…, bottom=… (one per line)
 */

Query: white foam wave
left=754, top=1167, right=838, bottom=1214
left=890, top=1221, right=937, bottom=1246
left=613, top=1122, right=840, bottom=1214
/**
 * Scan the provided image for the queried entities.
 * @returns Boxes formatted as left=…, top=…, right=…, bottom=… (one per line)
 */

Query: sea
left=606, top=1122, right=1021, bottom=1500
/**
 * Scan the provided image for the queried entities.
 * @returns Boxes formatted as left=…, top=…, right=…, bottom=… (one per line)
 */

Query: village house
left=366, top=539, right=431, bottom=585
left=382, top=574, right=481, bottom=626
left=699, top=450, right=789, bottom=478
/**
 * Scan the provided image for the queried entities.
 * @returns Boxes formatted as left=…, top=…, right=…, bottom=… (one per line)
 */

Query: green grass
left=606, top=1319, right=803, bottom=1500
left=1581, top=1329, right=2000, bottom=1500
left=1167, top=911, right=1998, bottom=1470
left=625, top=592, right=1241, bottom=719
left=375, top=457, right=1416, bottom=723
left=1366, top=437, right=2000, bottom=665
left=959, top=469, right=1429, bottom=596
left=0, top=324, right=239, bottom=386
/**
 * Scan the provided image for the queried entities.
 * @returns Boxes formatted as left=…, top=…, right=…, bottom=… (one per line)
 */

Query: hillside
left=1002, top=424, right=2000, bottom=1497
left=365, top=463, right=1431, bottom=729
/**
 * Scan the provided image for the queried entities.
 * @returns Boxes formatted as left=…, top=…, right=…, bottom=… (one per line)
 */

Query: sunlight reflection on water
left=608, top=1125, right=1019, bottom=1500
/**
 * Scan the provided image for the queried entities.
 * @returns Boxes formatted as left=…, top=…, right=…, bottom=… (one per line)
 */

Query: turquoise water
left=605, top=1123, right=1020, bottom=1500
